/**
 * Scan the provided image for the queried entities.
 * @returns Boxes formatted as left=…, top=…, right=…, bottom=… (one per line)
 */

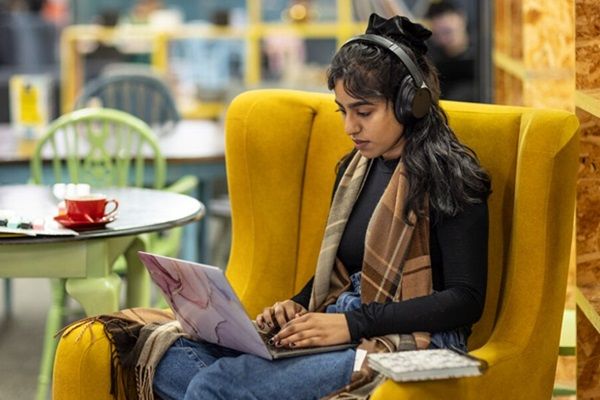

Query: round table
left=0, top=185, right=204, bottom=314
left=0, top=184, right=204, bottom=400
left=0, top=184, right=204, bottom=244
left=0, top=121, right=226, bottom=262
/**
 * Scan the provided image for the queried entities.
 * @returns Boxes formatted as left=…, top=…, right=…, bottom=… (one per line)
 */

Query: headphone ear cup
left=394, top=75, right=417, bottom=123
left=394, top=75, right=432, bottom=122
left=411, top=87, right=432, bottom=119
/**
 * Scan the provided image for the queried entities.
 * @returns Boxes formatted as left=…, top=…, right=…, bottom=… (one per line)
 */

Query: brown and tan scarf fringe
left=57, top=308, right=177, bottom=400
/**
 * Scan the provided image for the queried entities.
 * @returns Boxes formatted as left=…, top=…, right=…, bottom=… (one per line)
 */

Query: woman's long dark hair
left=327, top=39, right=491, bottom=221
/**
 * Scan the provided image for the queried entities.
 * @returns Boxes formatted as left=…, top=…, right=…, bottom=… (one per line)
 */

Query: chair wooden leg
left=3, top=278, right=12, bottom=316
left=36, top=278, right=67, bottom=400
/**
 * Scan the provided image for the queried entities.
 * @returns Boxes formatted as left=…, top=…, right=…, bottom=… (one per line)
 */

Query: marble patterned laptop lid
left=138, top=251, right=272, bottom=359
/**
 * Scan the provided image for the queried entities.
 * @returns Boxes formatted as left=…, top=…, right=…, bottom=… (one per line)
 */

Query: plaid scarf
left=308, top=151, right=432, bottom=398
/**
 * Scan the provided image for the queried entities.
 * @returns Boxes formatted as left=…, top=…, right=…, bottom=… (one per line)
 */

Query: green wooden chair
left=26, top=107, right=197, bottom=400
left=75, top=73, right=181, bottom=136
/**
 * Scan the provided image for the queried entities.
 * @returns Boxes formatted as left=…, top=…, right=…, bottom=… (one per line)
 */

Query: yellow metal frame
left=60, top=0, right=365, bottom=119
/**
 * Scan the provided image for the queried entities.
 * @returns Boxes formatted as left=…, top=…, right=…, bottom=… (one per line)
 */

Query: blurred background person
left=425, top=0, right=476, bottom=102
left=129, top=0, right=164, bottom=24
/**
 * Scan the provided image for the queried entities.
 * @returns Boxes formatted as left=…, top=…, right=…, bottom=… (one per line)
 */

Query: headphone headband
left=341, top=33, right=432, bottom=119
left=343, top=34, right=428, bottom=90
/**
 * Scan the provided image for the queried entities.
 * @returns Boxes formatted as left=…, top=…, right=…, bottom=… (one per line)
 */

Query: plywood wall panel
left=494, top=68, right=524, bottom=106
left=495, top=0, right=508, bottom=54
left=576, top=0, right=600, bottom=40
left=510, top=0, right=524, bottom=59
left=577, top=307, right=600, bottom=398
left=577, top=109, right=600, bottom=290
left=524, top=78, right=574, bottom=110
left=575, top=41, right=600, bottom=90
left=523, top=0, right=575, bottom=72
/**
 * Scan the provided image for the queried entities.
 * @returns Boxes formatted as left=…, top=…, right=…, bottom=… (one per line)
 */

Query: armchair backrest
left=224, top=90, right=578, bottom=358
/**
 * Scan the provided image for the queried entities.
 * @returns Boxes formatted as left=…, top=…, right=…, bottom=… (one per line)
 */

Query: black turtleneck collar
left=374, top=156, right=400, bottom=174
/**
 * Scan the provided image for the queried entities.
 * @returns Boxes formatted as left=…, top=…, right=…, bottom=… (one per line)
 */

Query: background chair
left=73, top=71, right=196, bottom=267
left=52, top=89, right=578, bottom=400
left=30, top=107, right=196, bottom=400
left=75, top=73, right=181, bottom=136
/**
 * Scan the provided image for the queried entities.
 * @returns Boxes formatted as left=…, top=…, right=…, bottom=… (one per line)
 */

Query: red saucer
left=53, top=214, right=116, bottom=230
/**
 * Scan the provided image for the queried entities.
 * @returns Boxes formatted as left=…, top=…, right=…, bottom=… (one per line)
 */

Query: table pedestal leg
left=124, top=236, right=151, bottom=308
left=65, top=273, right=121, bottom=316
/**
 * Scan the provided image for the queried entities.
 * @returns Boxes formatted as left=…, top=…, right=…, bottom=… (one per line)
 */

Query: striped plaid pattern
left=309, top=151, right=432, bottom=347
left=312, top=151, right=433, bottom=399
left=309, top=154, right=370, bottom=311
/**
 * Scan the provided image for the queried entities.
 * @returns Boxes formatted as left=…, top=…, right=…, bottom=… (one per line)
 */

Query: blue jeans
left=429, top=326, right=470, bottom=352
left=154, top=338, right=355, bottom=400
left=154, top=273, right=468, bottom=399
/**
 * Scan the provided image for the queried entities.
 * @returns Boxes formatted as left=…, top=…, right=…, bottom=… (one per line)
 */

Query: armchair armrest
left=53, top=321, right=119, bottom=400
left=371, top=340, right=551, bottom=400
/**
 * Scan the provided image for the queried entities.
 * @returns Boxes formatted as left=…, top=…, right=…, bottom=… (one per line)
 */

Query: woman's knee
left=154, top=339, right=212, bottom=399
left=184, top=370, right=238, bottom=400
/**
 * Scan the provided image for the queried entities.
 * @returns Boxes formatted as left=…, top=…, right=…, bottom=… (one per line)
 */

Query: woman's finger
left=276, top=313, right=350, bottom=347
left=275, top=317, right=308, bottom=341
left=278, top=328, right=320, bottom=348
left=255, top=313, right=265, bottom=329
left=285, top=336, right=320, bottom=349
left=283, top=303, right=301, bottom=322
left=273, top=303, right=289, bottom=329
left=259, top=306, right=276, bottom=331
left=256, top=300, right=307, bottom=332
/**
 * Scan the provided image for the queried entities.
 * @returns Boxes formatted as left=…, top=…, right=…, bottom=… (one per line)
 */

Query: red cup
left=64, top=194, right=119, bottom=222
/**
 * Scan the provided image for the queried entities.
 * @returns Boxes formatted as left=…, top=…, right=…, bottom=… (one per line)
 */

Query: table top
left=0, top=184, right=205, bottom=244
left=0, top=119, right=225, bottom=164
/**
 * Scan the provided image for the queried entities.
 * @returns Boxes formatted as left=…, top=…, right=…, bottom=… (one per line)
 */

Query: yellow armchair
left=53, top=89, right=579, bottom=400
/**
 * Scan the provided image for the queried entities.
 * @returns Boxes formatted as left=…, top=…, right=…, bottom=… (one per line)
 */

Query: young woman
left=153, top=13, right=490, bottom=400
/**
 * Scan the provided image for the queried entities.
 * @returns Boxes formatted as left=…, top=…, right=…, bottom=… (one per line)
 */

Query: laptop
left=138, top=251, right=355, bottom=360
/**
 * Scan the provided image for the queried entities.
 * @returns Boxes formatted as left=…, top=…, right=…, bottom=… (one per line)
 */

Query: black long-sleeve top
left=291, top=156, right=488, bottom=343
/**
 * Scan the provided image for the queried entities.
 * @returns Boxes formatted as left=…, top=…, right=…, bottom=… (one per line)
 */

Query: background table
left=0, top=120, right=226, bottom=262
left=0, top=184, right=204, bottom=400
left=0, top=184, right=205, bottom=312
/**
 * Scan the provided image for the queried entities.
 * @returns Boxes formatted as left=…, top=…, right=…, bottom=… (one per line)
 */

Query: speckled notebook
left=368, top=348, right=486, bottom=382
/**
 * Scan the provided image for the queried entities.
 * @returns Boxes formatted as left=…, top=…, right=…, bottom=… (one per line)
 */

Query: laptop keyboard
left=257, top=328, right=297, bottom=354
left=254, top=324, right=356, bottom=358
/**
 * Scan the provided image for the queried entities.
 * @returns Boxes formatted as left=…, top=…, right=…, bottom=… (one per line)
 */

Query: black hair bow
left=365, top=13, right=432, bottom=55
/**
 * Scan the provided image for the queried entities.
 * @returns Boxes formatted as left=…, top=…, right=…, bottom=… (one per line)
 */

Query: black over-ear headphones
left=342, top=34, right=432, bottom=120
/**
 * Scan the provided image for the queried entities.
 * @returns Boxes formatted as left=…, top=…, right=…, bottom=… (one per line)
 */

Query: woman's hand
left=273, top=313, right=351, bottom=348
left=256, top=300, right=307, bottom=332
